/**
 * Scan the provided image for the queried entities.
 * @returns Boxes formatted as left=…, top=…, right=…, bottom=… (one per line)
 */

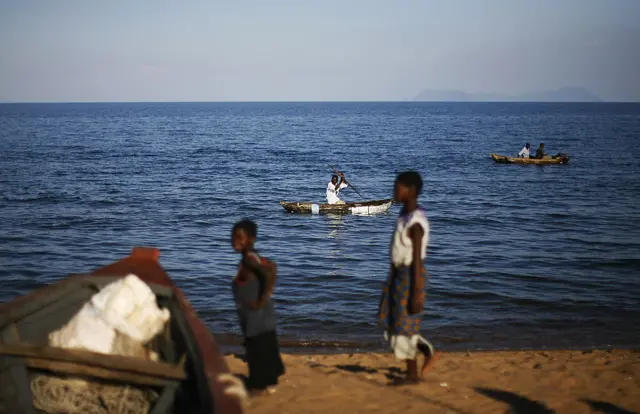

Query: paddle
left=329, top=165, right=365, bottom=199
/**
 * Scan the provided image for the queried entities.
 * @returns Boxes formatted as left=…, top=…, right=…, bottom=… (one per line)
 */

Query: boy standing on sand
left=379, top=171, right=438, bottom=384
left=231, top=219, right=285, bottom=394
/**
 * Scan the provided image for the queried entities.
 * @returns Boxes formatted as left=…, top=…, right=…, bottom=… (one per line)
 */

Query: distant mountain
left=414, top=87, right=603, bottom=102
left=413, top=90, right=506, bottom=102
left=516, top=87, right=603, bottom=102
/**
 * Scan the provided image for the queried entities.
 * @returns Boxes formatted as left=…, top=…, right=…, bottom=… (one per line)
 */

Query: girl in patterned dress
left=378, top=171, right=438, bottom=383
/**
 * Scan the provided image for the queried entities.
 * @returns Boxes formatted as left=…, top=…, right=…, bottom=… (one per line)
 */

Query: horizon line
left=1, top=100, right=639, bottom=104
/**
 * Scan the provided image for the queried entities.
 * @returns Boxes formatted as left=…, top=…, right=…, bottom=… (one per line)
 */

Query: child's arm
left=377, top=264, right=393, bottom=318
left=340, top=173, right=349, bottom=188
left=408, top=223, right=425, bottom=314
left=241, top=254, right=265, bottom=278
left=242, top=254, right=266, bottom=291
left=242, top=254, right=275, bottom=309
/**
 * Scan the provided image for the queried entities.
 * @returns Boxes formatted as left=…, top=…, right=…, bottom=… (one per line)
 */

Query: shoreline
left=225, top=348, right=640, bottom=414
left=217, top=333, right=640, bottom=355
left=223, top=344, right=640, bottom=357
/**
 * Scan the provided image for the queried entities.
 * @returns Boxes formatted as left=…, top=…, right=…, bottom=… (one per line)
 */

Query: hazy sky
left=1, top=0, right=639, bottom=102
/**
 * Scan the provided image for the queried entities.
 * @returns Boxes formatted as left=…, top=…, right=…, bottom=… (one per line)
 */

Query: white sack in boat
left=91, top=274, right=170, bottom=343
left=49, top=302, right=115, bottom=354
left=49, top=274, right=170, bottom=355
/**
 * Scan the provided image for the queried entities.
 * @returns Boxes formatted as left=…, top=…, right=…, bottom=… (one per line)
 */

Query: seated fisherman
left=535, top=143, right=547, bottom=159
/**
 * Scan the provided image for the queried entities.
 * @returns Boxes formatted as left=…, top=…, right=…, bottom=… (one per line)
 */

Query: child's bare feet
left=388, top=359, right=421, bottom=386
left=420, top=350, right=441, bottom=378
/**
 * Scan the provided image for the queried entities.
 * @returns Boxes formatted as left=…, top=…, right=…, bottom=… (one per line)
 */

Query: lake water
left=1, top=102, right=639, bottom=351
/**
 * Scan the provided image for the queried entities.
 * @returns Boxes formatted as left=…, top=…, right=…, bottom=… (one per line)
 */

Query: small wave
left=36, top=216, right=110, bottom=230
left=2, top=192, right=81, bottom=203
left=87, top=199, right=120, bottom=206
left=580, top=258, right=640, bottom=270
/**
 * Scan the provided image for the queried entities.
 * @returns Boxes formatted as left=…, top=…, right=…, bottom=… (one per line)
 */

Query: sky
left=1, top=0, right=639, bottom=102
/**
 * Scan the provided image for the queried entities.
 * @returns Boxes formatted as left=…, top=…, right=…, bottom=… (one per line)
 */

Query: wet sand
left=225, top=349, right=640, bottom=414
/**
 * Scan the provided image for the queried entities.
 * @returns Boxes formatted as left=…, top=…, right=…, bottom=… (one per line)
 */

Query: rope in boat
left=31, top=332, right=162, bottom=414
left=31, top=374, right=158, bottom=414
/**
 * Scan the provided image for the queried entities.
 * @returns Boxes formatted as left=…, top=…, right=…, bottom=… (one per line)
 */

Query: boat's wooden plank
left=73, top=276, right=175, bottom=298
left=0, top=278, right=83, bottom=329
left=0, top=356, right=34, bottom=414
left=0, top=322, right=20, bottom=345
left=9, top=289, right=95, bottom=347
left=0, top=344, right=185, bottom=381
left=24, top=358, right=173, bottom=387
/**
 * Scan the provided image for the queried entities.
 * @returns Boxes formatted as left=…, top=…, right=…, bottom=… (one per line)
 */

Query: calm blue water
left=1, top=102, right=639, bottom=351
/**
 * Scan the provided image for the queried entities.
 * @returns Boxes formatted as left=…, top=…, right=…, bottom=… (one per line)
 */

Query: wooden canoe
left=490, top=153, right=570, bottom=165
left=0, top=247, right=245, bottom=414
left=280, top=199, right=393, bottom=215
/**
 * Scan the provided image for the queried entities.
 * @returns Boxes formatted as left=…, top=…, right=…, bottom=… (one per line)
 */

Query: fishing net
left=31, top=374, right=159, bottom=414
left=31, top=333, right=162, bottom=414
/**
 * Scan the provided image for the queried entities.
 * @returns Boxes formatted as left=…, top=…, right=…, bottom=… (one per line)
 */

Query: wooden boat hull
left=490, top=153, right=570, bottom=165
left=0, top=247, right=244, bottom=414
left=280, top=199, right=393, bottom=215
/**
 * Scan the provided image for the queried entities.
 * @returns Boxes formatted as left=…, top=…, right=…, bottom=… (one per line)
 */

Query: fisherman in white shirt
left=326, top=173, right=349, bottom=204
left=519, top=142, right=531, bottom=158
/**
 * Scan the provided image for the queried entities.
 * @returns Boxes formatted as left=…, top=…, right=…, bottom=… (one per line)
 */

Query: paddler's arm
left=408, top=223, right=424, bottom=314
left=340, top=173, right=349, bottom=188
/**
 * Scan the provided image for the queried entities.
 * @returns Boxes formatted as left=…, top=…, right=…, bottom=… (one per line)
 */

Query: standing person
left=378, top=171, right=438, bottom=384
left=231, top=219, right=285, bottom=395
left=535, top=143, right=547, bottom=159
left=326, top=172, right=349, bottom=204
left=519, top=142, right=531, bottom=158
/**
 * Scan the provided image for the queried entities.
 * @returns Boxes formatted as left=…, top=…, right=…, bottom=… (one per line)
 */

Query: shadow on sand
left=582, top=399, right=637, bottom=414
left=333, top=364, right=406, bottom=381
left=334, top=364, right=378, bottom=374
left=474, top=387, right=555, bottom=414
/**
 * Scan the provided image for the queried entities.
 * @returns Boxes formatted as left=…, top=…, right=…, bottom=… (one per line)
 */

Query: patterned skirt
left=378, top=263, right=429, bottom=359
left=378, top=263, right=425, bottom=337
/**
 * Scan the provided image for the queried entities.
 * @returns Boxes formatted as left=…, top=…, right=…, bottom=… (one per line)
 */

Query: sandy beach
left=225, top=349, right=639, bottom=414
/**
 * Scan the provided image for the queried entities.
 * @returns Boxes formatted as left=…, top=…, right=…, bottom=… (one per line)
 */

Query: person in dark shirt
left=231, top=219, right=285, bottom=395
left=535, top=143, right=547, bottom=159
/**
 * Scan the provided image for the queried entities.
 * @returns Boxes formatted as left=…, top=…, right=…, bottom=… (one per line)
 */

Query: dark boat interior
left=0, top=276, right=212, bottom=414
